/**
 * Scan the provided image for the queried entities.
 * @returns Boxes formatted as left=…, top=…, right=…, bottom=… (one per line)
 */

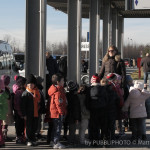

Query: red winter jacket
left=48, top=85, right=67, bottom=118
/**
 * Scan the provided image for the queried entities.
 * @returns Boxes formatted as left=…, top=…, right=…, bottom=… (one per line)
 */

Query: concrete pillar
left=102, top=0, right=112, bottom=57
left=68, top=0, right=82, bottom=84
left=39, top=0, right=47, bottom=81
left=118, top=16, right=124, bottom=58
left=25, top=0, right=46, bottom=77
left=112, top=9, right=118, bottom=47
left=89, top=0, right=101, bottom=79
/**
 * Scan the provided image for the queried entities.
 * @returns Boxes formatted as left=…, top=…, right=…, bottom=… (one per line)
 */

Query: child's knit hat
left=106, top=73, right=116, bottom=81
left=26, top=74, right=37, bottom=85
left=16, top=77, right=27, bottom=87
left=67, top=80, right=78, bottom=91
left=134, top=80, right=143, bottom=90
left=1, top=75, right=10, bottom=86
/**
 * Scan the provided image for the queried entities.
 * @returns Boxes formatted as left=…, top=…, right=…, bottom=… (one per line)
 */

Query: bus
left=0, top=40, right=25, bottom=78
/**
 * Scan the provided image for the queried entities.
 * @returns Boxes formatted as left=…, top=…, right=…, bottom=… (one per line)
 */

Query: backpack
left=89, top=86, right=108, bottom=109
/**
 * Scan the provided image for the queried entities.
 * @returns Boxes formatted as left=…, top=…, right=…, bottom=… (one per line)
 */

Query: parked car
left=124, top=58, right=133, bottom=67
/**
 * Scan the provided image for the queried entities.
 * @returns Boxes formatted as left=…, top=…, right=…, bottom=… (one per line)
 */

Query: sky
left=0, top=0, right=150, bottom=50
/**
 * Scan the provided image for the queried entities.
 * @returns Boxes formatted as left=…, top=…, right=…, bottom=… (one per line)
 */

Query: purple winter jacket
left=13, top=84, right=24, bottom=117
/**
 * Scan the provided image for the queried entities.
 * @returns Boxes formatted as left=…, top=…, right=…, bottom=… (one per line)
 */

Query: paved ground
left=1, top=120, right=150, bottom=150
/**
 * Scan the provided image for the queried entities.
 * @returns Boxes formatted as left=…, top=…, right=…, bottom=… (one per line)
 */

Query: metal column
left=102, top=0, right=112, bottom=57
left=68, top=0, right=82, bottom=84
left=39, top=0, right=47, bottom=82
left=89, top=0, right=101, bottom=79
left=118, top=16, right=124, bottom=58
left=25, top=0, right=46, bottom=77
left=112, top=9, right=118, bottom=47
left=39, top=0, right=47, bottom=130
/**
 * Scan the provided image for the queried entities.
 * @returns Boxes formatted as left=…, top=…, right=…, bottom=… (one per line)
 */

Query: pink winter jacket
left=122, top=87, right=150, bottom=118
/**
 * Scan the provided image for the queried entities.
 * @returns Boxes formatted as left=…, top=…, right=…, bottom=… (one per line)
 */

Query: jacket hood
left=102, top=53, right=121, bottom=63
left=13, top=84, right=19, bottom=94
left=48, top=84, right=58, bottom=96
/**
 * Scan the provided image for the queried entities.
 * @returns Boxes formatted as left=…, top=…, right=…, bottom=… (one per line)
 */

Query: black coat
left=58, top=56, right=67, bottom=79
left=66, top=91, right=81, bottom=123
left=105, top=84, right=120, bottom=117
left=46, top=56, right=58, bottom=77
left=87, top=85, right=108, bottom=111
left=39, top=90, right=46, bottom=114
left=21, top=90, right=35, bottom=117
left=78, top=92, right=90, bottom=119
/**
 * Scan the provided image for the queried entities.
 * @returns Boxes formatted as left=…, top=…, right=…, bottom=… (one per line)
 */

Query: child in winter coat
left=122, top=81, right=150, bottom=141
left=13, top=77, right=26, bottom=144
left=1, top=75, right=13, bottom=141
left=0, top=79, right=9, bottom=147
left=113, top=73, right=125, bottom=136
left=35, top=76, right=46, bottom=140
left=78, top=84, right=90, bottom=145
left=123, top=75, right=133, bottom=132
left=21, top=74, right=40, bottom=146
left=49, top=73, right=67, bottom=149
left=66, top=80, right=81, bottom=145
left=105, top=73, right=120, bottom=141
left=88, top=74, right=108, bottom=145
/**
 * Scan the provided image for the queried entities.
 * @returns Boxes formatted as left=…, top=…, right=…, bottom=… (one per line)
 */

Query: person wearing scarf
left=21, top=74, right=40, bottom=147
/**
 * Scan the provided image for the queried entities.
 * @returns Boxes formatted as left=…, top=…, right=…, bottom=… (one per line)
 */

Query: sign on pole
left=133, top=0, right=150, bottom=9
left=81, top=42, right=89, bottom=51
left=125, top=0, right=150, bottom=10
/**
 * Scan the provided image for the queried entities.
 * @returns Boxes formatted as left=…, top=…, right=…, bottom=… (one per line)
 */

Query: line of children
left=1, top=72, right=150, bottom=148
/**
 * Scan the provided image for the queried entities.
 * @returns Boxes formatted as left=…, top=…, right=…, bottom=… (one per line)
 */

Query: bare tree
left=3, top=34, right=12, bottom=43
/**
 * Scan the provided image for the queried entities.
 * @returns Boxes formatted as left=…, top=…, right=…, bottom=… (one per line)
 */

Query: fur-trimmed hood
left=102, top=53, right=121, bottom=63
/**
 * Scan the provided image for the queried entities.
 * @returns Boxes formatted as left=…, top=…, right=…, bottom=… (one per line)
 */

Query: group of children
left=0, top=72, right=150, bottom=148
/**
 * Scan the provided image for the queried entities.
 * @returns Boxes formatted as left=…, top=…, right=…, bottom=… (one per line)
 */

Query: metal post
left=118, top=16, right=124, bottom=58
left=39, top=0, right=47, bottom=130
left=112, top=9, right=118, bottom=47
left=102, top=0, right=112, bottom=57
left=68, top=0, right=82, bottom=84
left=25, top=0, right=40, bottom=77
left=89, top=0, right=101, bottom=79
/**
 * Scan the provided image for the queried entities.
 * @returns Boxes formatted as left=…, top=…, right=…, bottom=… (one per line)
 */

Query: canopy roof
left=47, top=0, right=150, bottom=18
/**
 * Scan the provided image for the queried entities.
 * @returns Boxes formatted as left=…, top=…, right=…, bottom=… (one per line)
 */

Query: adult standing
left=140, top=53, right=150, bottom=89
left=99, top=45, right=126, bottom=88
left=58, top=56, right=67, bottom=85
left=46, top=51, right=58, bottom=98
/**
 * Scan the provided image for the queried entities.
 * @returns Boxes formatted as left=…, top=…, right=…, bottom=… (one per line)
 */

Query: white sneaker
left=50, top=141, right=54, bottom=147
left=27, top=142, right=32, bottom=146
left=53, top=142, right=65, bottom=149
